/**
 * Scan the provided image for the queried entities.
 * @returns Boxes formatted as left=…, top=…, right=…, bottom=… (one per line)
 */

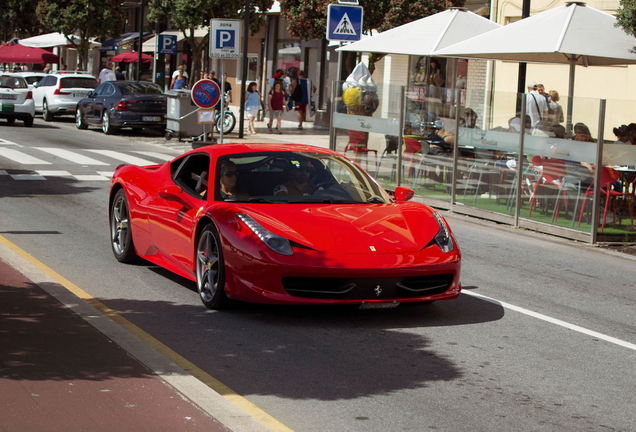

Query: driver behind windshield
left=273, top=158, right=315, bottom=196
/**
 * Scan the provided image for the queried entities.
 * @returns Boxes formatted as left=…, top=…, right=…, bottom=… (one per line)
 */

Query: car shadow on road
left=0, top=176, right=100, bottom=198
left=103, top=265, right=504, bottom=401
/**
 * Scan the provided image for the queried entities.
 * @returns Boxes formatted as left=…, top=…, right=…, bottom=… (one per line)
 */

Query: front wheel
left=110, top=189, right=137, bottom=263
left=42, top=100, right=53, bottom=121
left=215, top=112, right=236, bottom=134
left=195, top=224, right=228, bottom=309
left=76, top=107, right=88, bottom=129
left=23, top=116, right=33, bottom=127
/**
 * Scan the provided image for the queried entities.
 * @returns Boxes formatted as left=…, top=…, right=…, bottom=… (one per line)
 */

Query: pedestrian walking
left=245, top=82, right=262, bottom=134
left=268, top=80, right=287, bottom=134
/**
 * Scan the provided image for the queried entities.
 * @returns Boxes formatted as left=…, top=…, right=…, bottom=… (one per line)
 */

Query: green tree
left=1, top=0, right=41, bottom=39
left=37, top=0, right=125, bottom=69
left=617, top=0, right=636, bottom=40
left=148, top=0, right=274, bottom=83
left=280, top=0, right=464, bottom=74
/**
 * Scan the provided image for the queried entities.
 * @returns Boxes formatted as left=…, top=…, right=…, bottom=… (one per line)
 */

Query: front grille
left=282, top=274, right=454, bottom=300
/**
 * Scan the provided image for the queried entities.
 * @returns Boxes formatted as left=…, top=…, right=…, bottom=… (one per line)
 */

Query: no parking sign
left=191, top=79, right=221, bottom=109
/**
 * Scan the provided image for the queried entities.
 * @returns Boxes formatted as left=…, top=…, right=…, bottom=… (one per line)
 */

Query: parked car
left=109, top=144, right=462, bottom=309
left=76, top=81, right=167, bottom=135
left=32, top=72, right=98, bottom=121
left=0, top=73, right=35, bottom=127
left=14, top=71, right=47, bottom=90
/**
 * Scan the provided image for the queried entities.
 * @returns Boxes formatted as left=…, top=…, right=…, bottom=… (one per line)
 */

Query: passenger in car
left=273, top=158, right=315, bottom=195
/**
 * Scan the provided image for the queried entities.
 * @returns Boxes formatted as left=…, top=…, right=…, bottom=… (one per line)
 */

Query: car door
left=147, top=153, right=211, bottom=274
left=95, top=83, right=115, bottom=120
left=85, top=83, right=106, bottom=121
left=33, top=76, right=55, bottom=111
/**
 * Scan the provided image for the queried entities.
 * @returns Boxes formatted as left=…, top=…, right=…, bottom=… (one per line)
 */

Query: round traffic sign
left=191, top=79, right=221, bottom=109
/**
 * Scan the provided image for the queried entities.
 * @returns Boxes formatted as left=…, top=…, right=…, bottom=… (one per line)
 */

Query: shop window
left=236, top=54, right=259, bottom=84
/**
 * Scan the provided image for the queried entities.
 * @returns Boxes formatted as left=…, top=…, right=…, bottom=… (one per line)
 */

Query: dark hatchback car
left=75, top=81, right=167, bottom=134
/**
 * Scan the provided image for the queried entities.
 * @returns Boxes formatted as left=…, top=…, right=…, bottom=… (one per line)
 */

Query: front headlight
left=237, top=213, right=293, bottom=256
left=432, top=211, right=454, bottom=253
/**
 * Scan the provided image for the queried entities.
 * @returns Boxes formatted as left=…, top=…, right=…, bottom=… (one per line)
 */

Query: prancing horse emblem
left=374, top=285, right=382, bottom=296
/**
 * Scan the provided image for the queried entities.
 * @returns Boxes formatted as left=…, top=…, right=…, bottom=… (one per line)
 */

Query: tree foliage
left=148, top=0, right=274, bottom=83
left=36, top=0, right=125, bottom=69
left=0, top=0, right=41, bottom=39
left=617, top=0, right=636, bottom=38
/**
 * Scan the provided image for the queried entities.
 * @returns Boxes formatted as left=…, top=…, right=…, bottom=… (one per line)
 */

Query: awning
left=142, top=28, right=209, bottom=52
left=99, top=31, right=150, bottom=51
left=19, top=32, right=101, bottom=49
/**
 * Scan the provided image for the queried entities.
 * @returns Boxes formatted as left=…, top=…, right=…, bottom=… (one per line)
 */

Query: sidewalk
left=0, top=256, right=232, bottom=432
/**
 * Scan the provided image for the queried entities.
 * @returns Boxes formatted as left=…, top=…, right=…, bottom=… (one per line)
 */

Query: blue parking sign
left=158, top=34, right=177, bottom=55
left=210, top=19, right=241, bottom=58
left=327, top=5, right=363, bottom=42
left=215, top=29, right=235, bottom=49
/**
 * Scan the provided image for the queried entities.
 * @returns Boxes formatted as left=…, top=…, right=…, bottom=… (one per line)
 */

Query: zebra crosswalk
left=0, top=143, right=179, bottom=182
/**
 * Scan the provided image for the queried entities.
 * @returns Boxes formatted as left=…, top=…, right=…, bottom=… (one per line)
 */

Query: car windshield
left=60, top=77, right=97, bottom=89
left=119, top=82, right=164, bottom=95
left=215, top=151, right=392, bottom=204
left=0, top=76, right=27, bottom=89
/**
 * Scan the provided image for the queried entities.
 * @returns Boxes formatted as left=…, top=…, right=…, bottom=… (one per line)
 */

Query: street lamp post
left=137, top=0, right=145, bottom=81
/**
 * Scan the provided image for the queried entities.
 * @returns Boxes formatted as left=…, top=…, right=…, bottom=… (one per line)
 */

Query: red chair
left=528, top=156, right=567, bottom=218
left=578, top=166, right=633, bottom=232
left=344, top=130, right=377, bottom=170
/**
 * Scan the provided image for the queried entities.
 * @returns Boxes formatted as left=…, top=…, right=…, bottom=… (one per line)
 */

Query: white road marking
left=133, top=151, right=173, bottom=162
left=0, top=148, right=51, bottom=165
left=36, top=170, right=73, bottom=177
left=73, top=174, right=110, bottom=181
left=463, top=291, right=636, bottom=351
left=96, top=171, right=114, bottom=178
left=35, top=147, right=109, bottom=165
left=10, top=174, right=46, bottom=180
left=85, top=150, right=155, bottom=166
left=0, top=138, right=20, bottom=146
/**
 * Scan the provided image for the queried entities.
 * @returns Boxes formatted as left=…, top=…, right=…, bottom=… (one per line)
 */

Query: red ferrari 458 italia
left=109, top=143, right=461, bottom=309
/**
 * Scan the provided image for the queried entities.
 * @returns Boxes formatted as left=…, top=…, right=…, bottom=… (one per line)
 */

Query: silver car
left=32, top=73, right=97, bottom=121
left=0, top=73, right=35, bottom=127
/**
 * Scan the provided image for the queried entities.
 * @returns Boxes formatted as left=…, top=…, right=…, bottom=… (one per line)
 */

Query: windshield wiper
left=224, top=197, right=282, bottom=203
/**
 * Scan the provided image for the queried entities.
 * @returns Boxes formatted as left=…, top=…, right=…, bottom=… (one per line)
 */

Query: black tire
left=23, top=116, right=33, bottom=127
left=195, top=224, right=228, bottom=309
left=75, top=107, right=88, bottom=129
left=132, top=127, right=143, bottom=132
left=165, top=133, right=172, bottom=140
left=102, top=110, right=117, bottom=135
left=110, top=189, right=138, bottom=263
left=43, top=100, right=54, bottom=121
left=7, top=118, right=15, bottom=124
left=215, top=112, right=236, bottom=134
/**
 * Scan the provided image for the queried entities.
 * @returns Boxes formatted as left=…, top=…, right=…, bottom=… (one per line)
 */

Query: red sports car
left=109, top=143, right=461, bottom=309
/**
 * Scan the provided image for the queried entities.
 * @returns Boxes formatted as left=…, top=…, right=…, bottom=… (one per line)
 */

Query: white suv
left=0, top=73, right=35, bottom=127
left=32, top=72, right=98, bottom=121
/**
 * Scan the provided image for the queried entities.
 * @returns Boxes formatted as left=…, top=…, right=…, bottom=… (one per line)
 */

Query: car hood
left=237, top=203, right=441, bottom=254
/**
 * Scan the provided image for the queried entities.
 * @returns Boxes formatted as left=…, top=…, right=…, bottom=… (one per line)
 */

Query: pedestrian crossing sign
left=327, top=4, right=363, bottom=42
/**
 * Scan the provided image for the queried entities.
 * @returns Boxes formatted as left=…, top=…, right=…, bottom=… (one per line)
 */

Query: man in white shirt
left=526, top=81, right=548, bottom=127
left=98, top=62, right=116, bottom=84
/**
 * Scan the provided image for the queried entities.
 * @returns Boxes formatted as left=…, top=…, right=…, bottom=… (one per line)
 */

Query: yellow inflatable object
left=343, top=87, right=362, bottom=108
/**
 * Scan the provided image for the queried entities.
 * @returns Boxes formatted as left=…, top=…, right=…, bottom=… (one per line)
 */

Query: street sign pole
left=220, top=60, right=225, bottom=143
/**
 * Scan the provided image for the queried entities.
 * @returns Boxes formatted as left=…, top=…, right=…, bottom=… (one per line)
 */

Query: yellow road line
left=0, top=234, right=294, bottom=432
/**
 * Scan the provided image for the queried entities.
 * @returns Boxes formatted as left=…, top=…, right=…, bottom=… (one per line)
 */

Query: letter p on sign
left=216, top=30, right=234, bottom=48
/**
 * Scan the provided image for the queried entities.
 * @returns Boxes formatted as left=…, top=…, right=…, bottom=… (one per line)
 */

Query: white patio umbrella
left=336, top=7, right=501, bottom=56
left=19, top=32, right=101, bottom=49
left=432, top=2, right=636, bottom=134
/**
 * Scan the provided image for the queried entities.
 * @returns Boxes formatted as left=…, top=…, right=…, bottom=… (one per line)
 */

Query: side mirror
left=394, top=186, right=415, bottom=203
left=33, top=82, right=39, bottom=88
left=87, top=91, right=95, bottom=98
left=158, top=185, right=183, bottom=200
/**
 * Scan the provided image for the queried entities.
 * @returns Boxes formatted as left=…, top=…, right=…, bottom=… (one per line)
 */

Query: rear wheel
left=102, top=110, right=117, bottom=135
left=195, top=224, right=227, bottom=309
left=110, top=189, right=137, bottom=263
left=76, top=107, right=88, bottom=129
left=42, top=100, right=53, bottom=121
left=23, top=116, right=33, bottom=127
left=7, top=118, right=15, bottom=124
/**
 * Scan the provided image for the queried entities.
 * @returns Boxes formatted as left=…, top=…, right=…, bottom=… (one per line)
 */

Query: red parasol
left=110, top=51, right=152, bottom=63
left=0, top=43, right=59, bottom=64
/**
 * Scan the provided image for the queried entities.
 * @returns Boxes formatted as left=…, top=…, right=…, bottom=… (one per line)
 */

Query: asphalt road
left=1, top=118, right=635, bottom=432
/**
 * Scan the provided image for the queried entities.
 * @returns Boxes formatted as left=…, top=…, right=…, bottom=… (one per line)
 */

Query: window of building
left=236, top=54, right=259, bottom=84
left=277, top=42, right=301, bottom=71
